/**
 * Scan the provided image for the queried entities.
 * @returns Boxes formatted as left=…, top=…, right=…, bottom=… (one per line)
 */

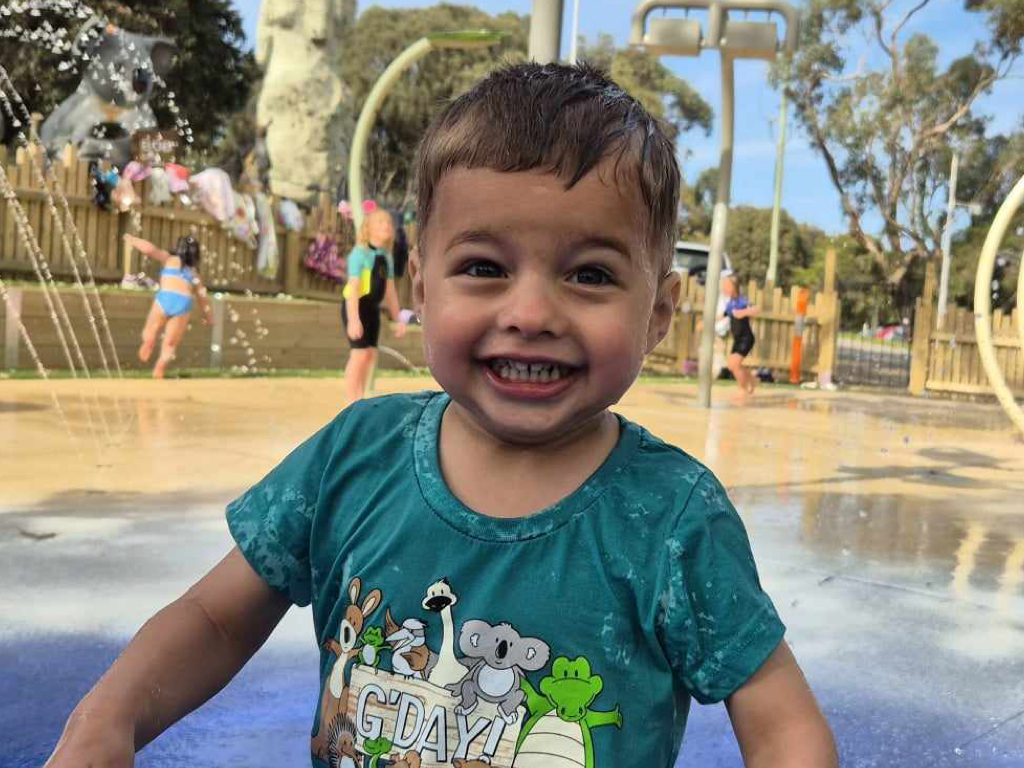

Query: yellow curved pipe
left=974, top=174, right=1024, bottom=437
left=1017, top=244, right=1024, bottom=352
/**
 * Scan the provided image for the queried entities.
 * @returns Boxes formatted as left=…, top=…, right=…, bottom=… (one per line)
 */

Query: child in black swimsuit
left=342, top=208, right=406, bottom=403
left=719, top=271, right=759, bottom=394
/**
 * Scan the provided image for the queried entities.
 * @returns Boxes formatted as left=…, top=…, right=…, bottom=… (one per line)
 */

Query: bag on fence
left=303, top=233, right=346, bottom=282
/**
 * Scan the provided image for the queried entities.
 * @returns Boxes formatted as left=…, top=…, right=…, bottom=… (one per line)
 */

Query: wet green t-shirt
left=227, top=391, right=784, bottom=768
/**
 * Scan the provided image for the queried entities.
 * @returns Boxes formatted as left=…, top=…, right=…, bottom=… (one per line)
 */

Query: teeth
left=490, top=359, right=570, bottom=383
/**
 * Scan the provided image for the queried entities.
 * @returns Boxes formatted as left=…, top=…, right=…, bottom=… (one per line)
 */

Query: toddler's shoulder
left=618, top=418, right=732, bottom=526
left=340, top=390, right=441, bottom=435
left=630, top=421, right=709, bottom=486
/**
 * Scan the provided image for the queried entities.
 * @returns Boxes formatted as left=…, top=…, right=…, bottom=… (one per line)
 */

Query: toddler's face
left=413, top=165, right=678, bottom=445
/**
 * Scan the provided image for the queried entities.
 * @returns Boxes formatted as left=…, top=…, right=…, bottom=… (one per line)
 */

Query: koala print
left=444, top=620, right=550, bottom=724
left=39, top=15, right=176, bottom=167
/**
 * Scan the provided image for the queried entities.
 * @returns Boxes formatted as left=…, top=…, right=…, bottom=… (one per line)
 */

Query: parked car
left=875, top=323, right=910, bottom=341
left=672, top=240, right=733, bottom=285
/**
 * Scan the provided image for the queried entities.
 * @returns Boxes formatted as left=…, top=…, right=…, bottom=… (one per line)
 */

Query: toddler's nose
left=497, top=277, right=565, bottom=338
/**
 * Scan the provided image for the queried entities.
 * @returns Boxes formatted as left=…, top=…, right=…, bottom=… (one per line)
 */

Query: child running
left=342, top=207, right=406, bottom=403
left=47, top=64, right=837, bottom=768
left=125, top=233, right=213, bottom=379
left=720, top=270, right=760, bottom=394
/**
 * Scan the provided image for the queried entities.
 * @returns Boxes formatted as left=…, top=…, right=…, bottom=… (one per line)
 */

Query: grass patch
left=0, top=367, right=433, bottom=381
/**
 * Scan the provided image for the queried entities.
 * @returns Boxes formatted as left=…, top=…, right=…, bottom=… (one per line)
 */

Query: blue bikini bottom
left=156, top=291, right=193, bottom=317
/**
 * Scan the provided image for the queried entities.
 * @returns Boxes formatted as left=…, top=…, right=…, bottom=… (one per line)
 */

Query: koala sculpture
left=39, top=16, right=176, bottom=168
left=445, top=620, right=550, bottom=725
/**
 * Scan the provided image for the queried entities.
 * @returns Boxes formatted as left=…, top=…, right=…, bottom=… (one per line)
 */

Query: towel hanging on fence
left=190, top=168, right=235, bottom=223
left=122, top=161, right=151, bottom=182
left=148, top=167, right=173, bottom=205
left=277, top=199, right=304, bottom=231
left=254, top=193, right=279, bottom=280
left=164, top=163, right=191, bottom=194
left=227, top=191, right=259, bottom=249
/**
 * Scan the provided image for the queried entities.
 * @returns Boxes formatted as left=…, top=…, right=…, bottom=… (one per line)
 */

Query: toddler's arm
left=44, top=548, right=290, bottom=768
left=726, top=641, right=838, bottom=767
left=734, top=305, right=759, bottom=319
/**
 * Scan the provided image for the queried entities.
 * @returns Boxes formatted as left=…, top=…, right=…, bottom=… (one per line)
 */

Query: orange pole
left=790, top=288, right=810, bottom=384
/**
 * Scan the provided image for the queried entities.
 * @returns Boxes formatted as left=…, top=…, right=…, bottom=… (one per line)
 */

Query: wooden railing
left=649, top=270, right=841, bottom=382
left=0, top=145, right=351, bottom=302
left=909, top=264, right=1023, bottom=398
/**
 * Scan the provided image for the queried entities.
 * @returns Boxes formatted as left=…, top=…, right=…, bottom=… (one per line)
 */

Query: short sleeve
left=657, top=471, right=785, bottom=704
left=226, top=415, right=344, bottom=606
left=346, top=247, right=365, bottom=278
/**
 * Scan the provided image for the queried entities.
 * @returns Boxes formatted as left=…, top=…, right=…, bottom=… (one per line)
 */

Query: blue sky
left=233, top=0, right=1024, bottom=235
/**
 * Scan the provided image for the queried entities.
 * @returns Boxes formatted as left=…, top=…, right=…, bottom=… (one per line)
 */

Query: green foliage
left=779, top=0, right=1023, bottom=310
left=949, top=209, right=1024, bottom=314
left=677, top=167, right=718, bottom=238
left=341, top=7, right=714, bottom=208
left=724, top=206, right=824, bottom=288
left=339, top=3, right=529, bottom=206
left=0, top=1, right=257, bottom=159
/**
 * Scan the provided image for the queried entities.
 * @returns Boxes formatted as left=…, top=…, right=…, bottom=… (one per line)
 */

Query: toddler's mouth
left=485, top=358, right=578, bottom=384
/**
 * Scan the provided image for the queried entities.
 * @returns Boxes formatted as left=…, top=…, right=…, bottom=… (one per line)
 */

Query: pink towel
left=122, top=161, right=151, bottom=182
left=164, top=163, right=191, bottom=194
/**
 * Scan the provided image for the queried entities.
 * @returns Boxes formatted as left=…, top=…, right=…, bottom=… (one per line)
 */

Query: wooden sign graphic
left=131, top=129, right=180, bottom=164
left=349, top=666, right=522, bottom=766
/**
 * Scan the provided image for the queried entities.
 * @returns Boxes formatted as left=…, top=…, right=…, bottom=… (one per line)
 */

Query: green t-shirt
left=227, top=391, right=784, bottom=768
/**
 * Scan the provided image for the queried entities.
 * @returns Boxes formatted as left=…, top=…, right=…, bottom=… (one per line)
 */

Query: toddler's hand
left=394, top=321, right=406, bottom=339
left=44, top=726, right=135, bottom=768
left=348, top=320, right=364, bottom=341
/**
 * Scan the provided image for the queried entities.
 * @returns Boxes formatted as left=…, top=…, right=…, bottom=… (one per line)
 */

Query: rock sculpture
left=255, top=0, right=356, bottom=204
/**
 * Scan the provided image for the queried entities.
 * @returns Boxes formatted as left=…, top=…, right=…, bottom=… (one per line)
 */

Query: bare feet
left=138, top=339, right=154, bottom=362
left=152, top=361, right=167, bottom=379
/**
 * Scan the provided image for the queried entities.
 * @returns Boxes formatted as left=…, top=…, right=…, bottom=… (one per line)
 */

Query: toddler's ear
left=647, top=270, right=681, bottom=355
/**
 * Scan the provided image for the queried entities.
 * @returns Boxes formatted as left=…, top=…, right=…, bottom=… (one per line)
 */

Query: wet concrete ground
left=2, top=376, right=1023, bottom=767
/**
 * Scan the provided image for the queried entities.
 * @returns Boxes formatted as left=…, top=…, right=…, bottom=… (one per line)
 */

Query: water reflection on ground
left=2, top=378, right=1023, bottom=767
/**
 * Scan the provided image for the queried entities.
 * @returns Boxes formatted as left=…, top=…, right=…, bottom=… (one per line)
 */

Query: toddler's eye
left=572, top=266, right=614, bottom=286
left=462, top=260, right=504, bottom=279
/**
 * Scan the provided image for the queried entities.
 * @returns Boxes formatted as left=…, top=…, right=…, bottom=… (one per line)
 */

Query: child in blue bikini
left=125, top=233, right=213, bottom=379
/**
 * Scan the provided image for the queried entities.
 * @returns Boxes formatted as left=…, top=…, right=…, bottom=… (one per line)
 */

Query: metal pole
left=569, top=0, right=581, bottom=64
left=767, top=90, right=787, bottom=284
left=937, top=151, right=959, bottom=329
left=529, top=0, right=565, bottom=63
left=698, top=53, right=735, bottom=408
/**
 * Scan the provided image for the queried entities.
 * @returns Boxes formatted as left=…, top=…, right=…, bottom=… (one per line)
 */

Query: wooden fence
left=910, top=264, right=1023, bottom=398
left=0, top=145, right=350, bottom=301
left=0, top=285, right=424, bottom=373
left=649, top=271, right=841, bottom=382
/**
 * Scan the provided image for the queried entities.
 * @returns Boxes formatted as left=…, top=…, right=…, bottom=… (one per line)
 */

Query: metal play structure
left=974, top=175, right=1024, bottom=438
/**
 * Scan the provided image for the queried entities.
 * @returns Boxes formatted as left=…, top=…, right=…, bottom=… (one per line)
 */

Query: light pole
left=630, top=0, right=800, bottom=408
left=569, top=0, right=581, bottom=64
left=936, top=151, right=983, bottom=329
left=529, top=0, right=565, bottom=63
left=766, top=82, right=788, bottom=286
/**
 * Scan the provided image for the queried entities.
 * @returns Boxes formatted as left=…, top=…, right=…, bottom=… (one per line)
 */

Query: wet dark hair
left=416, top=61, right=681, bottom=273
left=173, top=235, right=200, bottom=268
